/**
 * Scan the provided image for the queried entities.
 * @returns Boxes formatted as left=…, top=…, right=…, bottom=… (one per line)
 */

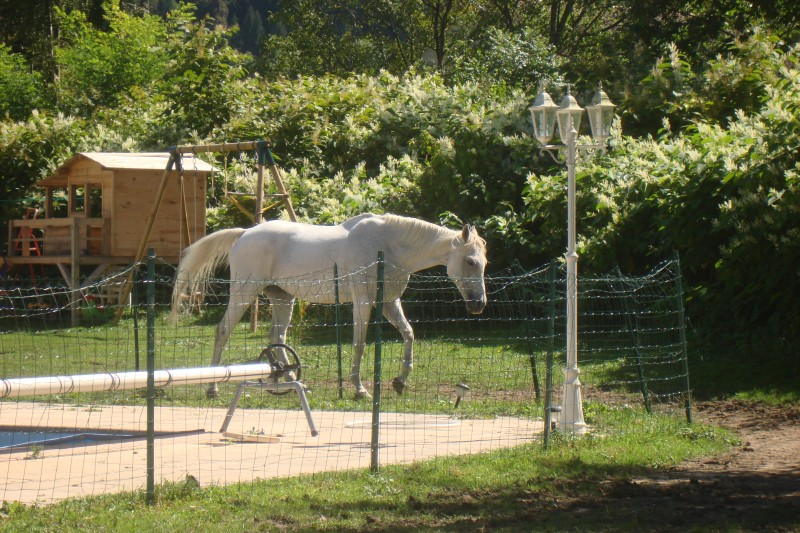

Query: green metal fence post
left=543, top=261, right=557, bottom=449
left=334, top=263, right=343, bottom=400
left=673, top=252, right=693, bottom=424
left=615, top=265, right=652, bottom=414
left=370, top=251, right=385, bottom=472
left=146, top=248, right=156, bottom=504
left=523, top=287, right=541, bottom=401
left=132, top=265, right=140, bottom=371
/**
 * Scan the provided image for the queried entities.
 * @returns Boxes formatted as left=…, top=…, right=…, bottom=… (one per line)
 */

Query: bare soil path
left=554, top=400, right=800, bottom=532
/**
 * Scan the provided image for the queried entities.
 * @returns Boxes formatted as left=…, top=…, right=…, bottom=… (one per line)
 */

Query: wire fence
left=0, top=255, right=690, bottom=504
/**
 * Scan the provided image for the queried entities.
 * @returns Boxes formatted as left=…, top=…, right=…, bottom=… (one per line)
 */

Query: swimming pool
left=0, top=428, right=141, bottom=450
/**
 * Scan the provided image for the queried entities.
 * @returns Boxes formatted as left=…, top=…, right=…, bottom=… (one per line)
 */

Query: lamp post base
left=559, top=368, right=588, bottom=434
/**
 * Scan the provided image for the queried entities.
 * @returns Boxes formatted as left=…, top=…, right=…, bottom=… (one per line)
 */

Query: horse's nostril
left=466, top=297, right=486, bottom=315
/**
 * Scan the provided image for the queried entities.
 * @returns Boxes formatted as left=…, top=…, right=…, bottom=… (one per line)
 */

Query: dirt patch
left=550, top=400, right=800, bottom=531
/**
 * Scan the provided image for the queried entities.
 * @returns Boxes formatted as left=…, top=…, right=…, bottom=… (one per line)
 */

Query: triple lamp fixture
left=528, top=84, right=616, bottom=148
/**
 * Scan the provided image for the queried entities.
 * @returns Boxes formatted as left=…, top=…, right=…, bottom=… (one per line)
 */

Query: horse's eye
left=466, top=257, right=477, bottom=267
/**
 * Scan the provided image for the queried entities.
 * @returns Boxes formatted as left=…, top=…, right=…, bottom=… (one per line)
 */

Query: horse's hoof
left=392, top=378, right=406, bottom=395
left=205, top=387, right=219, bottom=399
left=354, top=389, right=371, bottom=400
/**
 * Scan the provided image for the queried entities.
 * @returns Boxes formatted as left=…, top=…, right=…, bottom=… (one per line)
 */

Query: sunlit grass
left=0, top=311, right=552, bottom=418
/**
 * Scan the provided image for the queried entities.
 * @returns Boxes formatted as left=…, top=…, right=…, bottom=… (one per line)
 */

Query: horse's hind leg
left=207, top=279, right=262, bottom=398
left=382, top=299, right=414, bottom=395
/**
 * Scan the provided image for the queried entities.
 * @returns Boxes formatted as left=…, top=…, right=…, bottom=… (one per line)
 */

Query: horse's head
left=447, top=225, right=487, bottom=315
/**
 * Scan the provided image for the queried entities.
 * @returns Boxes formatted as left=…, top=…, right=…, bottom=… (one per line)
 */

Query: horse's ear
left=461, top=224, right=471, bottom=242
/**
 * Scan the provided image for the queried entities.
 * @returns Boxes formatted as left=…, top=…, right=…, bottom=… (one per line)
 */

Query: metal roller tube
left=0, top=363, right=275, bottom=399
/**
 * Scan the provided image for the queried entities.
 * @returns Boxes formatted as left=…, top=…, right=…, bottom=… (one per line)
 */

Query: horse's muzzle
left=465, top=295, right=487, bottom=315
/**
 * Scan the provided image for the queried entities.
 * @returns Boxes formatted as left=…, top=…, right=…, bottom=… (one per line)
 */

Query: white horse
left=171, top=213, right=487, bottom=398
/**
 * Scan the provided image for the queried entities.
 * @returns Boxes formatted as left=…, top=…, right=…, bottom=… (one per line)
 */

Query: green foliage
left=283, top=156, right=424, bottom=224
left=0, top=45, right=47, bottom=120
left=256, top=0, right=458, bottom=77
left=0, top=112, right=91, bottom=227
left=54, top=5, right=170, bottom=115
left=573, top=37, right=799, bottom=343
left=157, top=5, right=249, bottom=138
left=258, top=3, right=395, bottom=78
left=448, top=27, right=561, bottom=92
left=630, top=30, right=786, bottom=132
left=212, top=71, right=538, bottom=263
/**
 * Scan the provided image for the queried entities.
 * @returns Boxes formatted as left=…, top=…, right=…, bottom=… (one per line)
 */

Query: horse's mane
left=379, top=214, right=486, bottom=254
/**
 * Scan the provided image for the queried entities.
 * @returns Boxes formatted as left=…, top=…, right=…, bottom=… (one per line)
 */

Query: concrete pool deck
left=0, top=401, right=543, bottom=505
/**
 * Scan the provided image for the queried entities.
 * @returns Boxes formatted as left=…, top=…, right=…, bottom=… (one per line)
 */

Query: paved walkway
left=0, top=401, right=542, bottom=504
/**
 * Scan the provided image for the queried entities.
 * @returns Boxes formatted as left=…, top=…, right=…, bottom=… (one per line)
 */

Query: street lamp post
left=529, top=84, right=616, bottom=434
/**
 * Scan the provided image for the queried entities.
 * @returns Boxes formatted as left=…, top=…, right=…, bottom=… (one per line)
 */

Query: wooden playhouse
left=6, top=152, right=215, bottom=288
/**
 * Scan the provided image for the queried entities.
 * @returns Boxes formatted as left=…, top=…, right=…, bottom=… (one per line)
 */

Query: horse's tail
left=171, top=228, right=247, bottom=319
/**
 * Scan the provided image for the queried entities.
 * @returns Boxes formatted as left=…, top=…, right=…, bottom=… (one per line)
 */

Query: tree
left=158, top=5, right=248, bottom=137
left=421, top=0, right=455, bottom=71
left=54, top=5, right=170, bottom=115
left=0, top=0, right=108, bottom=81
left=448, top=27, right=561, bottom=91
left=257, top=0, right=405, bottom=77
left=155, top=0, right=180, bottom=15
left=0, top=46, right=48, bottom=119
left=543, top=0, right=626, bottom=57
left=233, top=5, right=265, bottom=53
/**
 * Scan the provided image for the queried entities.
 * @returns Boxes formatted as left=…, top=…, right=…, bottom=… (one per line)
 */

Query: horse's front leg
left=382, top=299, right=414, bottom=395
left=265, top=287, right=296, bottom=381
left=350, top=301, right=372, bottom=399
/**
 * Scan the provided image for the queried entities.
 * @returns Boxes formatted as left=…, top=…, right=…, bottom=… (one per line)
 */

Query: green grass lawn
left=1, top=309, right=555, bottom=417
left=1, top=306, right=688, bottom=417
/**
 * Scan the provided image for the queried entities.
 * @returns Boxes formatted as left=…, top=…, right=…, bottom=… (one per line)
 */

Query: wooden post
left=260, top=142, right=297, bottom=222
left=179, top=169, right=192, bottom=249
left=70, top=217, right=81, bottom=327
left=173, top=141, right=262, bottom=154
left=103, top=218, right=111, bottom=255
left=250, top=145, right=268, bottom=332
left=45, top=188, right=53, bottom=218
left=255, top=148, right=266, bottom=225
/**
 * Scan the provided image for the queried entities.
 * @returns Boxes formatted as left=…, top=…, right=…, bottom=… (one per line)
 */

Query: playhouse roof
left=36, top=152, right=216, bottom=187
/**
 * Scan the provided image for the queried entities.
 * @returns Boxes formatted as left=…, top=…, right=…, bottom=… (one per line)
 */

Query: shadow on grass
left=299, top=464, right=800, bottom=532
left=689, top=348, right=800, bottom=402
